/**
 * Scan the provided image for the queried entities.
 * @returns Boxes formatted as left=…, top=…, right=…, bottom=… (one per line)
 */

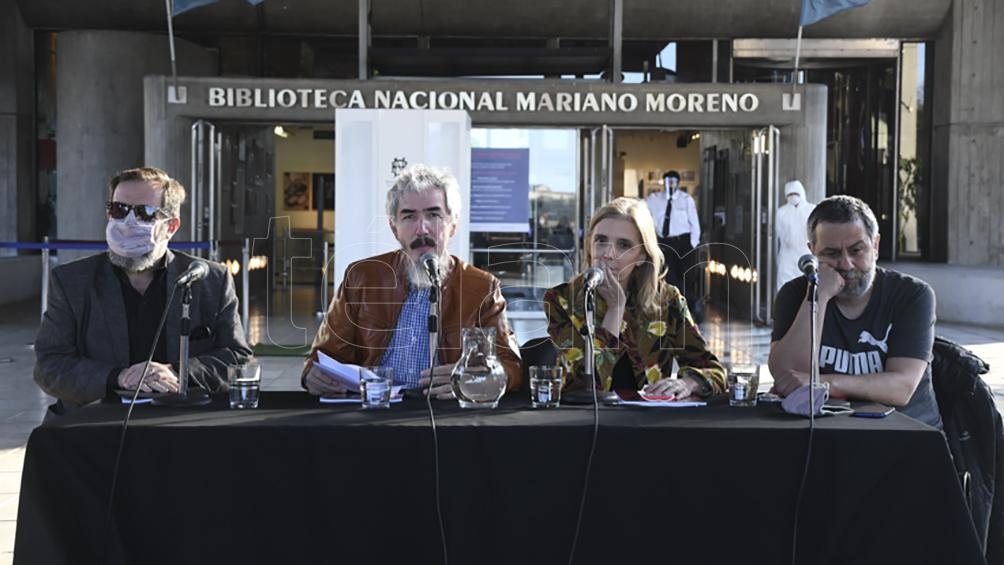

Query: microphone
left=419, top=252, right=441, bottom=285
left=583, top=267, right=605, bottom=292
left=798, top=254, right=818, bottom=281
left=176, top=260, right=209, bottom=286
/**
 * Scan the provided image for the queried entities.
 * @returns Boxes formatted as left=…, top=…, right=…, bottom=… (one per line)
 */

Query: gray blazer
left=34, top=250, right=253, bottom=413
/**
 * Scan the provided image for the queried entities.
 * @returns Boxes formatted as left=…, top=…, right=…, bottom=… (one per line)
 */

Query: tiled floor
left=0, top=299, right=42, bottom=565
left=0, top=456, right=17, bottom=565
left=2, top=290, right=1003, bottom=564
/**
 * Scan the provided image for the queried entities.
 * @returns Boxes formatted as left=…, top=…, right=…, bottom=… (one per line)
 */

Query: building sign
left=161, top=77, right=817, bottom=127
left=207, top=86, right=761, bottom=115
left=470, top=148, right=530, bottom=233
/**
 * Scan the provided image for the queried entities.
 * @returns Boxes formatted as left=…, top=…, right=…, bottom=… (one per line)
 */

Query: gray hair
left=806, top=195, right=879, bottom=246
left=385, top=164, right=462, bottom=222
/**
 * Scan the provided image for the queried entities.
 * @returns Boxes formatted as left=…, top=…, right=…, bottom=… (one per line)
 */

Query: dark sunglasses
left=106, top=201, right=167, bottom=222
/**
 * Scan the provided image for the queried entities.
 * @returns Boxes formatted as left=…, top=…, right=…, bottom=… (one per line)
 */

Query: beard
left=403, top=248, right=450, bottom=289
left=836, top=264, right=876, bottom=298
left=107, top=240, right=168, bottom=273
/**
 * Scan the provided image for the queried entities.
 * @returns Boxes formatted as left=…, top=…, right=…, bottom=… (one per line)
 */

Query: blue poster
left=470, top=148, right=531, bottom=233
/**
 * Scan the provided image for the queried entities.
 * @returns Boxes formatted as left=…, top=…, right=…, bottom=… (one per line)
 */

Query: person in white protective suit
left=775, top=180, right=816, bottom=290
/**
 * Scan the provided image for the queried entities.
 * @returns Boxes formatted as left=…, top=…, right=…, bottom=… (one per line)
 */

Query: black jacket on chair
left=933, top=335, right=1002, bottom=564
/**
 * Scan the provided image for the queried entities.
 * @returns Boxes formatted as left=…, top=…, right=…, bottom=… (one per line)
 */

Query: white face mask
left=787, top=194, right=802, bottom=206
left=106, top=216, right=163, bottom=258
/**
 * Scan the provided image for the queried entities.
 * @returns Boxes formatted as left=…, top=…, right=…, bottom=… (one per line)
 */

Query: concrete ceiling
left=18, top=0, right=952, bottom=40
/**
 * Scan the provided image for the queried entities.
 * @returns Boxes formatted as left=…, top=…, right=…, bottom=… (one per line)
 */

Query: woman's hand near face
left=595, top=262, right=627, bottom=337
left=595, top=262, right=626, bottom=310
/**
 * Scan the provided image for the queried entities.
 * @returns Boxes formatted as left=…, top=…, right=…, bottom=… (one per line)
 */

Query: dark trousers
left=658, top=234, right=700, bottom=317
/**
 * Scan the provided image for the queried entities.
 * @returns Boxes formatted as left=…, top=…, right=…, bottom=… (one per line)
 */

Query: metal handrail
left=0, top=240, right=212, bottom=250
left=469, top=247, right=575, bottom=255
left=8, top=239, right=215, bottom=322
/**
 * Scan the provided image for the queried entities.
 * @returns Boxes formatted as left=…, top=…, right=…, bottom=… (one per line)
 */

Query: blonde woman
left=543, top=197, right=725, bottom=399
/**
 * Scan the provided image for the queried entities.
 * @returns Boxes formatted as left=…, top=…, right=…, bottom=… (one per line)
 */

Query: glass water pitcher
left=451, top=327, right=507, bottom=409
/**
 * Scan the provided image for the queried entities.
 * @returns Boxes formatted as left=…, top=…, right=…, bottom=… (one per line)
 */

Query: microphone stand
left=423, top=271, right=450, bottom=565
left=179, top=284, right=192, bottom=397
left=428, top=280, right=440, bottom=374
left=807, top=277, right=819, bottom=420
left=153, top=282, right=210, bottom=406
left=565, top=284, right=619, bottom=405
left=790, top=270, right=825, bottom=565
left=582, top=287, right=598, bottom=402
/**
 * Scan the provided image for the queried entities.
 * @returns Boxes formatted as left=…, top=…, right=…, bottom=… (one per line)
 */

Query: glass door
left=215, top=125, right=277, bottom=346
left=580, top=125, right=614, bottom=232
left=468, top=128, right=580, bottom=344
left=189, top=120, right=219, bottom=260
left=751, top=126, right=780, bottom=325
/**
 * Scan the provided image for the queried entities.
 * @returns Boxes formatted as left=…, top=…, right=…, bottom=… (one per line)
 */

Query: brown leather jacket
left=305, top=250, right=523, bottom=390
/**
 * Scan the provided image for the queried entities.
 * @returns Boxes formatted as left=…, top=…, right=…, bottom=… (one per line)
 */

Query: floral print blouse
left=543, top=276, right=726, bottom=394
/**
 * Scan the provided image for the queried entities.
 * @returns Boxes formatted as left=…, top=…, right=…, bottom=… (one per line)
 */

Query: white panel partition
left=334, top=109, right=471, bottom=288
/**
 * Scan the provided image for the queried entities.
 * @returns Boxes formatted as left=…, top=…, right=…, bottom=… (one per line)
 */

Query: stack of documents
left=315, top=351, right=404, bottom=403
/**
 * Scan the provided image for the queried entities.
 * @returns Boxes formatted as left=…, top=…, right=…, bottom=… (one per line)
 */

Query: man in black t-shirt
left=768, top=195, right=942, bottom=428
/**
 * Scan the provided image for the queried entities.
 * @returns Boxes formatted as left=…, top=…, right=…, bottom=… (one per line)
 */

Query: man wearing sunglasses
left=34, top=167, right=252, bottom=415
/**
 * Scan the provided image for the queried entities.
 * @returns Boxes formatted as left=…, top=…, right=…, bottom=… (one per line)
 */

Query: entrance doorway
left=191, top=122, right=336, bottom=348
left=186, top=121, right=790, bottom=348
left=613, top=128, right=780, bottom=325
left=733, top=59, right=900, bottom=260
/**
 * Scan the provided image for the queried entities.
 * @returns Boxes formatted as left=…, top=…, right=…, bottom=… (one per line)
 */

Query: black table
left=15, top=392, right=985, bottom=565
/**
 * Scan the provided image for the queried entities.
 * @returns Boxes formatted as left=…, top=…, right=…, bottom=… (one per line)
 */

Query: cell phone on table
left=852, top=403, right=895, bottom=418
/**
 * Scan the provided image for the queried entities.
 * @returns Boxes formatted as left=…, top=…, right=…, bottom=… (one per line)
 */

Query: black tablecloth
left=15, top=392, right=986, bottom=565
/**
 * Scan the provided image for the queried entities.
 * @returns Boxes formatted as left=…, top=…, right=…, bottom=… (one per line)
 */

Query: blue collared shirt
left=380, top=286, right=435, bottom=389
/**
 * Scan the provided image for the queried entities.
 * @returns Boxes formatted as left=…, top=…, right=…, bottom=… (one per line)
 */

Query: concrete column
left=695, top=85, right=826, bottom=206
left=0, top=0, right=33, bottom=257
left=780, top=86, right=827, bottom=206
left=56, top=30, right=214, bottom=264
left=932, top=0, right=1004, bottom=267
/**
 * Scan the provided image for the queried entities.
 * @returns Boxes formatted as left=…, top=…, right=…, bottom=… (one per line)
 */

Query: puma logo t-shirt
left=772, top=267, right=942, bottom=428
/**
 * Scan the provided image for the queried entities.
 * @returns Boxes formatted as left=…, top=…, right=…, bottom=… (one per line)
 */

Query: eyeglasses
left=106, top=201, right=167, bottom=222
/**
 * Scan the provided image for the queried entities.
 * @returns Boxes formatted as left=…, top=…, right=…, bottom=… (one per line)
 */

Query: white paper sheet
left=315, top=350, right=365, bottom=393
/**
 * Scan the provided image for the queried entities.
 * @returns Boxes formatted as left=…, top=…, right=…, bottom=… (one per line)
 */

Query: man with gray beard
left=302, top=164, right=522, bottom=398
left=34, top=167, right=251, bottom=415
left=768, top=195, right=941, bottom=428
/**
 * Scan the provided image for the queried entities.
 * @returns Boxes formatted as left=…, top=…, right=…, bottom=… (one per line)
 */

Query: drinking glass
left=360, top=366, right=394, bottom=409
left=228, top=360, right=261, bottom=409
left=728, top=363, right=760, bottom=407
left=529, top=365, right=563, bottom=408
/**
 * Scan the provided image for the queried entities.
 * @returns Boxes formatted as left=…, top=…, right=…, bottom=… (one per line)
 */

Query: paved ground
left=1, top=290, right=1002, bottom=565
